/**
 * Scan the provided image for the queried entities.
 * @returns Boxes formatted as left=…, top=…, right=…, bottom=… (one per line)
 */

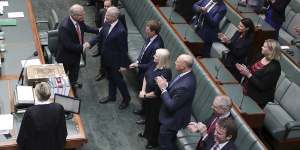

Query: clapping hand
left=129, top=62, right=138, bottom=69
left=187, top=122, right=199, bottom=133
left=236, top=63, right=252, bottom=78
left=218, top=33, right=230, bottom=44
left=155, top=76, right=168, bottom=91
left=139, top=90, right=146, bottom=98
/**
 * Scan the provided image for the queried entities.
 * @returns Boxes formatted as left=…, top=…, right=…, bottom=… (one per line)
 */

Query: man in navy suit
left=192, top=0, right=227, bottom=57
left=56, top=4, right=99, bottom=88
left=195, top=118, right=237, bottom=150
left=156, top=54, right=197, bottom=150
left=187, top=95, right=233, bottom=149
left=85, top=7, right=131, bottom=110
left=129, top=20, right=164, bottom=123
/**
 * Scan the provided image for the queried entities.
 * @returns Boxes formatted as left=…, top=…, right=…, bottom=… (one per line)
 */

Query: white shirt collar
left=109, top=20, right=118, bottom=30
left=218, top=141, right=229, bottom=150
left=70, top=16, right=78, bottom=27
left=219, top=111, right=231, bottom=119
left=35, top=99, right=51, bottom=105
left=149, top=34, right=158, bottom=42
left=179, top=70, right=191, bottom=77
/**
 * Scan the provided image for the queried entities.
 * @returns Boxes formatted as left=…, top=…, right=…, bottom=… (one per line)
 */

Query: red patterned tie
left=75, top=23, right=82, bottom=44
left=207, top=117, right=219, bottom=134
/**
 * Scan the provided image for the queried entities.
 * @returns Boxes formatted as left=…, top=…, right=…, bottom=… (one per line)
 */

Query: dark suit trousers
left=159, top=126, right=178, bottom=150
left=106, top=67, right=130, bottom=102
left=63, top=62, right=80, bottom=84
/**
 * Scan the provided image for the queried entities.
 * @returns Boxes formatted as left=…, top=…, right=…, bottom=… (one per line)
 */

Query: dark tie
left=137, top=38, right=151, bottom=62
left=103, top=23, right=111, bottom=39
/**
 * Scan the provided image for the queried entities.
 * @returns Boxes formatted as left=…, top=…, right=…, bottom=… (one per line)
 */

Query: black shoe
left=119, top=102, right=129, bottom=110
left=138, top=132, right=145, bottom=138
left=146, top=144, right=158, bottom=149
left=98, top=96, right=115, bottom=104
left=71, top=82, right=82, bottom=88
left=85, top=2, right=95, bottom=6
left=95, top=73, right=105, bottom=81
left=136, top=119, right=145, bottom=125
left=133, top=109, right=143, bottom=116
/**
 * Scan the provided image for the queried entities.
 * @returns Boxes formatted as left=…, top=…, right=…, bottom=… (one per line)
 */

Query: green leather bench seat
left=279, top=54, right=300, bottom=86
left=120, top=0, right=266, bottom=149
left=173, top=24, right=203, bottom=44
left=264, top=82, right=300, bottom=140
left=221, top=84, right=264, bottom=114
left=199, top=58, right=238, bottom=84
left=159, top=7, right=187, bottom=24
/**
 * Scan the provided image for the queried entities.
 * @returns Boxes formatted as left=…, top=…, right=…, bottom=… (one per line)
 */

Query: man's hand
left=155, top=76, right=168, bottom=91
left=139, top=90, right=146, bottom=98
left=129, top=62, right=138, bottom=69
left=187, top=122, right=199, bottom=133
left=83, top=42, right=91, bottom=50
left=197, top=122, right=207, bottom=135
left=119, top=67, right=127, bottom=72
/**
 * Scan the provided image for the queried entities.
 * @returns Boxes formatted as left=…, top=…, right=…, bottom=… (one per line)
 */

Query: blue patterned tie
left=137, top=38, right=151, bottom=62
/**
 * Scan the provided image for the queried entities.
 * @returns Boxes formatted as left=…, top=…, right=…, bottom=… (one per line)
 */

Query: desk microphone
left=256, top=15, right=262, bottom=29
left=214, top=64, right=221, bottom=80
left=17, top=51, right=38, bottom=85
left=168, top=9, right=174, bottom=24
left=184, top=25, right=188, bottom=40
left=239, top=92, right=245, bottom=110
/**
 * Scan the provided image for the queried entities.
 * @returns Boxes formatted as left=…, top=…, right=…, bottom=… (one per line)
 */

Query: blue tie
left=137, top=38, right=151, bottom=62
left=168, top=75, right=181, bottom=88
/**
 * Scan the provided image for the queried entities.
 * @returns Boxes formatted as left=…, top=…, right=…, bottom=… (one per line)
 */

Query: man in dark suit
left=156, top=54, right=197, bottom=150
left=56, top=4, right=98, bottom=88
left=187, top=95, right=233, bottom=149
left=129, top=20, right=164, bottom=124
left=192, top=0, right=227, bottom=57
left=195, top=118, right=237, bottom=150
left=85, top=7, right=131, bottom=110
left=93, top=0, right=127, bottom=81
left=17, top=82, right=67, bottom=150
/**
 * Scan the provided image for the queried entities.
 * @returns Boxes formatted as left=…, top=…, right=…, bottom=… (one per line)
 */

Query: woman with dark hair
left=218, top=18, right=255, bottom=82
left=236, top=39, right=281, bottom=108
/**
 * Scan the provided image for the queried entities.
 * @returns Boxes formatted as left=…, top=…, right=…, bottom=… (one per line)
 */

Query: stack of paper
left=0, top=114, right=13, bottom=135
left=15, top=86, right=35, bottom=104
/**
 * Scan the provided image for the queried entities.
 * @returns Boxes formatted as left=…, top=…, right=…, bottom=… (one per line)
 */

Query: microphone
left=168, top=8, right=173, bottom=24
left=18, top=51, right=38, bottom=85
left=214, top=64, right=221, bottom=80
left=184, top=25, right=188, bottom=41
left=256, top=16, right=262, bottom=30
left=239, top=93, right=245, bottom=110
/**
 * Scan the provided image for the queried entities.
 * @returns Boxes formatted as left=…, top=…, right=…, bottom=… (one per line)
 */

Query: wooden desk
left=0, top=0, right=87, bottom=149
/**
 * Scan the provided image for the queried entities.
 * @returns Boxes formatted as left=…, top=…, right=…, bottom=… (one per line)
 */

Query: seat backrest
left=279, top=54, right=300, bottom=86
left=274, top=71, right=291, bottom=103
left=231, top=109, right=267, bottom=150
left=224, top=23, right=238, bottom=39
left=49, top=9, right=59, bottom=30
left=47, top=29, right=59, bottom=56
left=280, top=82, right=300, bottom=121
left=286, top=13, right=300, bottom=38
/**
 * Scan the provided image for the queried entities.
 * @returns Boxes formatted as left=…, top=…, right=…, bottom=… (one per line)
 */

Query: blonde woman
left=137, top=48, right=172, bottom=149
left=236, top=39, right=281, bottom=108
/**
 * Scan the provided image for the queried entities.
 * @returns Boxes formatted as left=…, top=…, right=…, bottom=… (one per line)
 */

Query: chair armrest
left=291, top=39, right=300, bottom=45
left=284, top=121, right=300, bottom=139
left=286, top=121, right=300, bottom=130
left=43, top=46, right=52, bottom=64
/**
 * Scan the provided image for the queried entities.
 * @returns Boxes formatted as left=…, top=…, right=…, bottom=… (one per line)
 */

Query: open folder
left=0, top=114, right=13, bottom=135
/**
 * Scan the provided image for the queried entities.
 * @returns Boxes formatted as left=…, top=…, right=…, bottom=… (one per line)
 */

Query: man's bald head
left=175, top=54, right=194, bottom=73
left=69, top=4, right=85, bottom=22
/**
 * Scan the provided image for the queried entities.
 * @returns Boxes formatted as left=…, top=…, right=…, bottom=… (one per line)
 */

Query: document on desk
left=0, top=1, right=9, bottom=7
left=0, top=114, right=13, bottom=135
left=8, top=12, right=24, bottom=18
left=16, top=86, right=35, bottom=104
left=21, top=59, right=41, bottom=67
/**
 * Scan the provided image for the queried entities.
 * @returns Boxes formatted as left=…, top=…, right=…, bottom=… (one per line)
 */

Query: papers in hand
left=0, top=114, right=13, bottom=135
left=8, top=12, right=24, bottom=18
left=16, top=86, right=35, bottom=104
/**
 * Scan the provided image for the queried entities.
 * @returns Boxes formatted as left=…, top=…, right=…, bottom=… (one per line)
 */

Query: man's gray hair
left=106, top=6, right=120, bottom=18
left=215, top=95, right=232, bottom=111
left=35, top=82, right=51, bottom=101
left=69, top=4, right=84, bottom=16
